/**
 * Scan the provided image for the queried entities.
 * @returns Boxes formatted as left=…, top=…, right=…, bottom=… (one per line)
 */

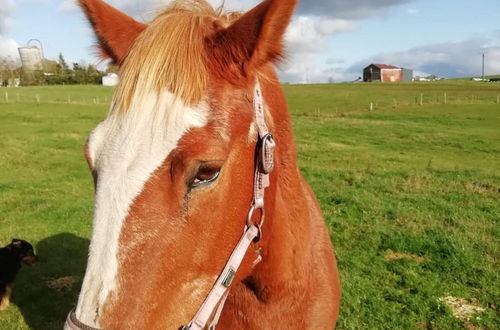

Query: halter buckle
left=260, top=133, right=275, bottom=174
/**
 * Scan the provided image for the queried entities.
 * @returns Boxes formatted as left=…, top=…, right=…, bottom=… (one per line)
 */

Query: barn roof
left=371, top=64, right=400, bottom=69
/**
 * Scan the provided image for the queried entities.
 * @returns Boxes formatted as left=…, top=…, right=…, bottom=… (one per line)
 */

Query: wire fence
left=0, top=90, right=112, bottom=105
left=1, top=86, right=499, bottom=118
left=288, top=92, right=500, bottom=118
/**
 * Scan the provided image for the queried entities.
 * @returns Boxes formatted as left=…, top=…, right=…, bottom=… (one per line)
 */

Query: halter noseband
left=65, top=80, right=275, bottom=330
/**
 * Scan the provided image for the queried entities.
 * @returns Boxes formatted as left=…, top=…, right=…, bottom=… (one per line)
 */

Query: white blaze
left=74, top=92, right=208, bottom=327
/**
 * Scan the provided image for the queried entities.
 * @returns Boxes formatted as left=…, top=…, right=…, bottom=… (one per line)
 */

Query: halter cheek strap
left=65, top=80, right=275, bottom=330
left=182, top=225, right=260, bottom=330
left=183, top=80, right=275, bottom=330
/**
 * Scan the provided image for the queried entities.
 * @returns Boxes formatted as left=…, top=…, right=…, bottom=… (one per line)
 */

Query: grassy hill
left=0, top=82, right=498, bottom=329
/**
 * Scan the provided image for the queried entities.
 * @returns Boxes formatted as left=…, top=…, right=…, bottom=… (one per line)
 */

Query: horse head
left=69, top=0, right=340, bottom=329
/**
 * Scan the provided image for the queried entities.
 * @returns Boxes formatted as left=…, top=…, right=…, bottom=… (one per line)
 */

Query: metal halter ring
left=246, top=203, right=265, bottom=242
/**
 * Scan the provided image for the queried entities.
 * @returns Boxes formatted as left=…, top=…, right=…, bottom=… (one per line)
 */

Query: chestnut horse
left=67, top=0, right=340, bottom=329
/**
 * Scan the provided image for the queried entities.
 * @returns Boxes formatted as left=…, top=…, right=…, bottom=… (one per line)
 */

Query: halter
left=65, top=80, right=275, bottom=330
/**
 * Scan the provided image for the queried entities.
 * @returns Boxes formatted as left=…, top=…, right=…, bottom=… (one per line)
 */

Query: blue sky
left=1, top=0, right=499, bottom=82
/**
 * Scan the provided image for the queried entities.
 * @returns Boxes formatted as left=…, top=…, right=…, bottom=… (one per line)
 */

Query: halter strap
left=183, top=80, right=275, bottom=329
left=183, top=225, right=260, bottom=330
left=253, top=80, right=269, bottom=138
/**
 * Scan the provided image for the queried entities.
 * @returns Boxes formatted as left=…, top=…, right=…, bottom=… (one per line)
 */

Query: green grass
left=0, top=83, right=499, bottom=329
left=0, top=85, right=113, bottom=105
left=283, top=80, right=500, bottom=115
left=0, top=101, right=100, bottom=329
left=294, top=104, right=499, bottom=329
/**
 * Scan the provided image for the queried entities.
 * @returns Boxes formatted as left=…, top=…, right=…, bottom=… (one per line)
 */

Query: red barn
left=363, top=64, right=412, bottom=82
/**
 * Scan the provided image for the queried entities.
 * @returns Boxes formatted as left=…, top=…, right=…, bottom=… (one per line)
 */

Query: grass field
left=0, top=82, right=499, bottom=329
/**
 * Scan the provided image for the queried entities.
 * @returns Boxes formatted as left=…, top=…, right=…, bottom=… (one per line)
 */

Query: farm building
left=363, top=64, right=413, bottom=82
left=102, top=73, right=119, bottom=86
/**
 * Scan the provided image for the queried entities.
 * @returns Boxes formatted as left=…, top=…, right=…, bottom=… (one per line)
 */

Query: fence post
left=369, top=102, right=373, bottom=112
left=420, top=93, right=423, bottom=106
left=444, top=92, right=447, bottom=105
left=5, top=92, right=8, bottom=102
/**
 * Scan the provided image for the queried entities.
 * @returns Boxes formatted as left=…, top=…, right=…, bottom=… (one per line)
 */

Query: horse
left=66, top=0, right=341, bottom=329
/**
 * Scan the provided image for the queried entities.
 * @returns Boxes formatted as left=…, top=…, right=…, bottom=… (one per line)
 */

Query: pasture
left=0, top=82, right=499, bottom=329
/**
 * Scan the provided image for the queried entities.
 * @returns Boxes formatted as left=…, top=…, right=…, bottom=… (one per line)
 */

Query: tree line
left=0, top=54, right=113, bottom=86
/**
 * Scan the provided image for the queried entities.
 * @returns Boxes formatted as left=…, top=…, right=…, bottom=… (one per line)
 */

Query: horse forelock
left=111, top=0, right=243, bottom=115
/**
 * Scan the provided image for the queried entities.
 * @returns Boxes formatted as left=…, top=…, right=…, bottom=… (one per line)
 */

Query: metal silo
left=18, top=39, right=44, bottom=71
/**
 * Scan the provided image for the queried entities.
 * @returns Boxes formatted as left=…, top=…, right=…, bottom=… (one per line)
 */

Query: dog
left=0, top=239, right=37, bottom=310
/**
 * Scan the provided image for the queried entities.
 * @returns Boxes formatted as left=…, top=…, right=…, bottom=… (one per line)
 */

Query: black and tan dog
left=0, top=239, right=36, bottom=310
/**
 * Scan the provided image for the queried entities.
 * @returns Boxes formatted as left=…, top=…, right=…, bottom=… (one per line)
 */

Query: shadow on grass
left=13, top=233, right=89, bottom=330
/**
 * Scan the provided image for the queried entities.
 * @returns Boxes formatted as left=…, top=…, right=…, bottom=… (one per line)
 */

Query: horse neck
left=249, top=72, right=315, bottom=295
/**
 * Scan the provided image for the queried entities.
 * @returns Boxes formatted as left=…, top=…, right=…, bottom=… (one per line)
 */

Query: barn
left=363, top=64, right=413, bottom=82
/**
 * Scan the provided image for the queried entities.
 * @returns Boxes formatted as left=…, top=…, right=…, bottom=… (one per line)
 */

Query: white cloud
left=0, top=0, right=16, bottom=35
left=0, top=37, right=20, bottom=59
left=58, top=0, right=259, bottom=19
left=286, top=16, right=356, bottom=54
left=0, top=0, right=19, bottom=62
left=297, top=0, right=413, bottom=19
left=278, top=15, right=357, bottom=83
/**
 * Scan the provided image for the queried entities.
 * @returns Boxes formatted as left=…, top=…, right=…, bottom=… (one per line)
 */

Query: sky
left=1, top=0, right=499, bottom=83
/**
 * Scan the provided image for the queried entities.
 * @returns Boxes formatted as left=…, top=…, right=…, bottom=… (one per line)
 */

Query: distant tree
left=73, top=62, right=85, bottom=83
left=0, top=57, right=21, bottom=85
left=49, top=53, right=73, bottom=84
left=13, top=53, right=105, bottom=86
left=58, top=53, right=69, bottom=72
left=42, top=59, right=58, bottom=73
left=106, top=63, right=119, bottom=74
left=87, top=64, right=104, bottom=84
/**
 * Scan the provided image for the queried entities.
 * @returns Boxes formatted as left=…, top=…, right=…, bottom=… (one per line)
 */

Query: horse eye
left=191, top=165, right=220, bottom=188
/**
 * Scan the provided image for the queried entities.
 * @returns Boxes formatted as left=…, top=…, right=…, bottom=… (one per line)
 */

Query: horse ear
left=207, top=0, right=297, bottom=78
left=79, top=0, right=146, bottom=64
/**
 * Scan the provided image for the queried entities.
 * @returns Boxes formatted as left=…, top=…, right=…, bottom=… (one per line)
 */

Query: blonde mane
left=112, top=0, right=239, bottom=113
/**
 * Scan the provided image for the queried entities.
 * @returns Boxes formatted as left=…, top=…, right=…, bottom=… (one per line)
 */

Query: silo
left=18, top=46, right=43, bottom=71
